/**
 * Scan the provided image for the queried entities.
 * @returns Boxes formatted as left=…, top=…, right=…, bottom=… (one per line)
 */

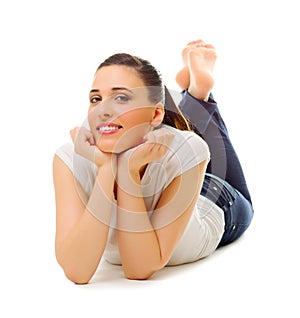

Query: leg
left=177, top=40, right=252, bottom=203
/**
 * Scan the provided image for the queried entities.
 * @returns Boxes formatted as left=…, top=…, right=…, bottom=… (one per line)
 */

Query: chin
left=98, top=139, right=143, bottom=154
left=97, top=142, right=128, bottom=154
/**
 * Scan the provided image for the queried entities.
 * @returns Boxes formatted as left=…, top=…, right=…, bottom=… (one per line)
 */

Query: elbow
left=56, top=250, right=92, bottom=285
left=123, top=258, right=167, bottom=280
left=123, top=267, right=158, bottom=281
left=56, top=257, right=91, bottom=284
left=125, top=272, right=154, bottom=281
left=63, top=267, right=92, bottom=285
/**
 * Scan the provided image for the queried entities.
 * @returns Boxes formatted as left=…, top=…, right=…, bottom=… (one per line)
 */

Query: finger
left=80, top=128, right=95, bottom=145
left=157, top=131, right=174, bottom=146
left=77, top=127, right=94, bottom=143
left=70, top=126, right=80, bottom=136
left=87, top=135, right=95, bottom=145
left=145, top=129, right=173, bottom=147
left=70, top=127, right=80, bottom=143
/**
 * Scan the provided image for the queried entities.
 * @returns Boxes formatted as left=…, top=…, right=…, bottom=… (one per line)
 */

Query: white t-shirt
left=55, top=125, right=225, bottom=265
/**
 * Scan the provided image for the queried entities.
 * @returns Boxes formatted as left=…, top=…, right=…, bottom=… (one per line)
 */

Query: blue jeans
left=179, top=91, right=254, bottom=246
left=201, top=173, right=253, bottom=246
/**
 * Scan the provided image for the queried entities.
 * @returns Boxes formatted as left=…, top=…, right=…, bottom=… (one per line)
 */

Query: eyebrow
left=90, top=89, right=100, bottom=94
left=89, top=87, right=134, bottom=94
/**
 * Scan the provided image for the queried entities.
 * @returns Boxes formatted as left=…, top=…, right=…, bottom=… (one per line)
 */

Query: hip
left=201, top=173, right=254, bottom=246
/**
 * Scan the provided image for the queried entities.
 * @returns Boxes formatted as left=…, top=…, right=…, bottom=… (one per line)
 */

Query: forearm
left=117, top=170, right=162, bottom=280
left=56, top=165, right=115, bottom=284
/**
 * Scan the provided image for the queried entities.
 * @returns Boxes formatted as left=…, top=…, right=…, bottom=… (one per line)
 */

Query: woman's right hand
left=70, top=126, right=113, bottom=168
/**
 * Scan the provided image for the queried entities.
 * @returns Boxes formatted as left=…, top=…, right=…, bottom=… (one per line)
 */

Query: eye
left=115, top=94, right=130, bottom=103
left=90, top=95, right=101, bottom=104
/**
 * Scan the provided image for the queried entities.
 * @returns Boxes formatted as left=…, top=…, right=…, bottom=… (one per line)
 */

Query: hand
left=118, top=128, right=174, bottom=176
left=70, top=126, right=113, bottom=167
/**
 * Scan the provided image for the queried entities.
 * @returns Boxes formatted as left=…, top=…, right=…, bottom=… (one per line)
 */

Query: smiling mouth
left=96, top=123, right=123, bottom=134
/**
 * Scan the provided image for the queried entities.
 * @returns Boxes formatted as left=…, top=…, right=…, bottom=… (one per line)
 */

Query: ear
left=150, top=103, right=165, bottom=128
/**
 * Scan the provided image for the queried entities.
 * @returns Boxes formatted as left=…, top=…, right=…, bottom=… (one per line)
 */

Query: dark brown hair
left=97, top=53, right=191, bottom=131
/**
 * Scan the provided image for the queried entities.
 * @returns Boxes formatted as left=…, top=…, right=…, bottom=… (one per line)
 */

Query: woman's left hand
left=118, top=128, right=174, bottom=176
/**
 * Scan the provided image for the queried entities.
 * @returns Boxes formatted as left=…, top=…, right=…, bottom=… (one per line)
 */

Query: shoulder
left=162, top=125, right=210, bottom=162
left=55, top=143, right=74, bottom=172
left=150, top=125, right=209, bottom=181
left=54, top=143, right=98, bottom=196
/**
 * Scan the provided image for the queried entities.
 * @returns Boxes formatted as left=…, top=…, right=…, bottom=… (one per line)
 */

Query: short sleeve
left=154, top=126, right=210, bottom=188
left=55, top=143, right=74, bottom=172
left=170, top=131, right=210, bottom=177
left=55, top=143, right=98, bottom=196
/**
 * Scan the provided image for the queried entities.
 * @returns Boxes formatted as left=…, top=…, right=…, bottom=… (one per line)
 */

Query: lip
left=96, top=122, right=123, bottom=135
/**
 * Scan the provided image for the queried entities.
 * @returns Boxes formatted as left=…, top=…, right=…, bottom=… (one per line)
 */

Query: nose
left=96, top=99, right=113, bottom=120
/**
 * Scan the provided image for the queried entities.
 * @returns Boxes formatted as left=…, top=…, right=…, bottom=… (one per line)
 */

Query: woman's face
left=88, top=65, right=163, bottom=153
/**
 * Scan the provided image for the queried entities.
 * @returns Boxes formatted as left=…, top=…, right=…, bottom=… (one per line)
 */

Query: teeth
left=98, top=126, right=120, bottom=132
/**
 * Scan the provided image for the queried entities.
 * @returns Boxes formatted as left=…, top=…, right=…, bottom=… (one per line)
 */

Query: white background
left=0, top=0, right=299, bottom=317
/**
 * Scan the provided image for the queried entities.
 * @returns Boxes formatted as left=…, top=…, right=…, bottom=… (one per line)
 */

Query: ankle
left=175, top=67, right=190, bottom=91
left=188, top=87, right=211, bottom=101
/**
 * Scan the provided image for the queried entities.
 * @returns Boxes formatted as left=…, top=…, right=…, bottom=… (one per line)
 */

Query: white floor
left=2, top=193, right=299, bottom=317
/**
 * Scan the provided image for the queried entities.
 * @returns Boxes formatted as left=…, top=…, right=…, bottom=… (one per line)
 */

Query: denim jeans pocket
left=201, top=173, right=237, bottom=209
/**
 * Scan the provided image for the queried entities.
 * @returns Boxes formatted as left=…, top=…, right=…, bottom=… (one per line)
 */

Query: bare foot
left=175, top=40, right=206, bottom=91
left=187, top=43, right=217, bottom=101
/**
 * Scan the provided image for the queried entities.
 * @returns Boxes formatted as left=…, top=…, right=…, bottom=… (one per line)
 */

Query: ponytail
left=162, top=86, right=191, bottom=131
